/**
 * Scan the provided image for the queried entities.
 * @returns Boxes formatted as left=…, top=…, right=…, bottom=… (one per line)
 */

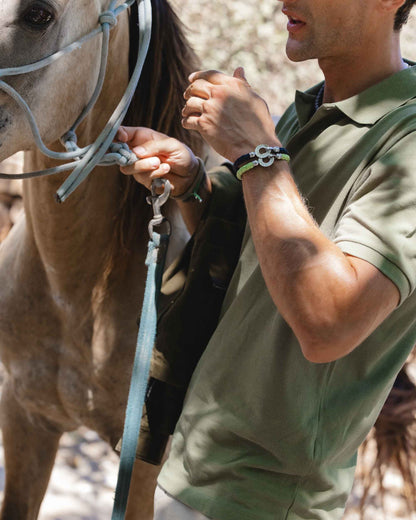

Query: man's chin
left=285, top=42, right=315, bottom=63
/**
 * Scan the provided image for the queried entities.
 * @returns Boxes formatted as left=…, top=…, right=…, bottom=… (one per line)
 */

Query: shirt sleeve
left=334, top=132, right=416, bottom=304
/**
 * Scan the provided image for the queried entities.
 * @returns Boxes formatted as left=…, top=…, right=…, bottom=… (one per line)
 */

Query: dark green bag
left=136, top=165, right=246, bottom=464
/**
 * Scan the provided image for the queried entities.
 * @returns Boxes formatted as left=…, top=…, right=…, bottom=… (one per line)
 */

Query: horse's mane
left=114, top=0, right=203, bottom=253
left=125, top=0, right=201, bottom=148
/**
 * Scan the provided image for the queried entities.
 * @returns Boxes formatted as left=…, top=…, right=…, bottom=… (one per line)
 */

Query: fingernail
left=161, top=163, right=170, bottom=173
left=150, top=158, right=160, bottom=168
left=133, top=146, right=146, bottom=157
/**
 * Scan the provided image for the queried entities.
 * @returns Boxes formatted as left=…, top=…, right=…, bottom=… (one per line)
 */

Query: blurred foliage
left=173, top=0, right=416, bottom=115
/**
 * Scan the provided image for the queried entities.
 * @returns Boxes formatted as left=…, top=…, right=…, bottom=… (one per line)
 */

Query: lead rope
left=111, top=179, right=171, bottom=519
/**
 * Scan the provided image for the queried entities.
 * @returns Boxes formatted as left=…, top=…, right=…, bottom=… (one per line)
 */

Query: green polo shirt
left=158, top=65, right=416, bottom=520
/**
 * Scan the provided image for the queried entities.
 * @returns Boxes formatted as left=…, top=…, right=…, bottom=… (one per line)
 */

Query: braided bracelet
left=172, top=157, right=206, bottom=202
left=233, top=145, right=290, bottom=180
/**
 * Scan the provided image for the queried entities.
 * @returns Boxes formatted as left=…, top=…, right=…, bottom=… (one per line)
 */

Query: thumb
left=115, top=126, right=128, bottom=142
left=132, top=137, right=178, bottom=159
left=115, top=126, right=164, bottom=147
left=233, top=66, right=249, bottom=85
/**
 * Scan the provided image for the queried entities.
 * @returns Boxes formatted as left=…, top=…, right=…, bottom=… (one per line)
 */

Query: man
left=118, top=0, right=416, bottom=517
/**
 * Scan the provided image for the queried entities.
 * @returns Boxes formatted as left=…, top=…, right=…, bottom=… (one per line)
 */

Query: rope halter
left=0, top=0, right=152, bottom=203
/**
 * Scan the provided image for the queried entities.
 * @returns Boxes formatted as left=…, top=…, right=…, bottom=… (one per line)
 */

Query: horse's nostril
left=0, top=115, right=10, bottom=132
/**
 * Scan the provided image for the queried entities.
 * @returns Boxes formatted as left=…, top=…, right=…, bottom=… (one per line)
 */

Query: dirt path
left=0, top=428, right=119, bottom=520
left=0, top=424, right=414, bottom=519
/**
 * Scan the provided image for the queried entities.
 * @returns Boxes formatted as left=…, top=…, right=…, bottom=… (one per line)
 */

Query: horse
left=0, top=0, right=203, bottom=518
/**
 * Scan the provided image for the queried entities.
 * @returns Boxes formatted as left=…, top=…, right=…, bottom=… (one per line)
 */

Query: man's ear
left=378, top=0, right=406, bottom=14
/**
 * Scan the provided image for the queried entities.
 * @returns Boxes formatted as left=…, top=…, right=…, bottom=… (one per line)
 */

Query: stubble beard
left=285, top=37, right=318, bottom=63
left=286, top=24, right=364, bottom=66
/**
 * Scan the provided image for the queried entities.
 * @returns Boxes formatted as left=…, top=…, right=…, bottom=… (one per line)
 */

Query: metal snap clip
left=147, top=178, right=172, bottom=239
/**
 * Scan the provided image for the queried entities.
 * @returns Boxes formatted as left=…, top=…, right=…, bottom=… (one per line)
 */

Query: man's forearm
left=241, top=160, right=399, bottom=362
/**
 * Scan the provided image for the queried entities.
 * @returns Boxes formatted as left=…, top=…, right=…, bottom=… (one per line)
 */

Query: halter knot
left=99, top=10, right=118, bottom=28
left=109, top=142, right=138, bottom=166
left=61, top=130, right=79, bottom=153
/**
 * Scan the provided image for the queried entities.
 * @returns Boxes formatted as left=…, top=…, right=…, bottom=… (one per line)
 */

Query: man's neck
left=319, top=35, right=406, bottom=103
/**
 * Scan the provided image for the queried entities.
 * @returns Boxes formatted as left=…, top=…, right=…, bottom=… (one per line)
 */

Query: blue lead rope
left=111, top=231, right=168, bottom=519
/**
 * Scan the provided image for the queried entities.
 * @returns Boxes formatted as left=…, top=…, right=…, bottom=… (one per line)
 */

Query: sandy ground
left=1, top=1, right=416, bottom=518
left=0, top=427, right=119, bottom=520
left=0, top=422, right=415, bottom=519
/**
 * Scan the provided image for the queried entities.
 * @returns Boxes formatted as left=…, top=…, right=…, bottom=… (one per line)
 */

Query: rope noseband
left=0, top=0, right=152, bottom=202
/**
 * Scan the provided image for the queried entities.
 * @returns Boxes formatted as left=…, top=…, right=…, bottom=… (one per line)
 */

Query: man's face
left=280, top=0, right=375, bottom=64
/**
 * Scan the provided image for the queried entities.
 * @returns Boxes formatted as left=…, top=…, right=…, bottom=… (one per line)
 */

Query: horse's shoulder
left=0, top=215, right=60, bottom=339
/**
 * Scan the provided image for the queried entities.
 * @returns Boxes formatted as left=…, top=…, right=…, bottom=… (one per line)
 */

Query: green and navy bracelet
left=233, top=145, right=290, bottom=180
left=172, top=158, right=206, bottom=203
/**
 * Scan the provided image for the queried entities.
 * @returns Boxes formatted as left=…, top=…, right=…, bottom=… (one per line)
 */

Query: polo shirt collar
left=295, top=83, right=323, bottom=127
left=295, top=62, right=416, bottom=127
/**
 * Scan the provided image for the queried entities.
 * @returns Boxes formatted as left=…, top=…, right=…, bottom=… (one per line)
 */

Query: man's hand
left=182, top=67, right=279, bottom=162
left=116, top=126, right=199, bottom=197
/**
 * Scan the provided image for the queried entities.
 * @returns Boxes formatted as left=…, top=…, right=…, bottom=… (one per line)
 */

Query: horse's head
left=0, top=0, right=127, bottom=161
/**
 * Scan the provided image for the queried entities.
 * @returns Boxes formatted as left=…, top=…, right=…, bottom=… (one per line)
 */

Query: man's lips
left=282, top=9, right=306, bottom=33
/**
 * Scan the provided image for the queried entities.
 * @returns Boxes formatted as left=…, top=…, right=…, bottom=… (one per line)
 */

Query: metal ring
left=258, top=156, right=275, bottom=167
left=255, top=144, right=271, bottom=159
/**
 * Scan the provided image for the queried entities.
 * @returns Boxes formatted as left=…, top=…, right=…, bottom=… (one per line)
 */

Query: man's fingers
left=134, top=157, right=162, bottom=171
left=184, top=79, right=212, bottom=101
left=120, top=157, right=170, bottom=178
left=188, top=69, right=232, bottom=86
left=116, top=126, right=152, bottom=143
left=116, top=126, right=164, bottom=146
left=116, top=126, right=129, bottom=142
left=182, top=97, right=205, bottom=118
left=233, top=66, right=250, bottom=86
left=120, top=156, right=160, bottom=175
left=131, top=137, right=178, bottom=159
left=131, top=165, right=173, bottom=192
left=182, top=114, right=202, bottom=132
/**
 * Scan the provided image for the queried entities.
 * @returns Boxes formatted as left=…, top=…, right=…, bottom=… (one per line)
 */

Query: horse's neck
left=22, top=11, right=136, bottom=300
left=23, top=157, right=129, bottom=294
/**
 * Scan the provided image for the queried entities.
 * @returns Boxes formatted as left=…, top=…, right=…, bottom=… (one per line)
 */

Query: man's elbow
left=294, top=321, right=359, bottom=364
left=300, top=340, right=345, bottom=364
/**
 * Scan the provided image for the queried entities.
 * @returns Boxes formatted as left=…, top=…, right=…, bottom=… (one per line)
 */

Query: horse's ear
left=124, top=0, right=203, bottom=155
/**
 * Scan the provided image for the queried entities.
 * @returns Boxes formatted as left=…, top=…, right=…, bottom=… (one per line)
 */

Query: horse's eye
left=22, top=4, right=55, bottom=29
